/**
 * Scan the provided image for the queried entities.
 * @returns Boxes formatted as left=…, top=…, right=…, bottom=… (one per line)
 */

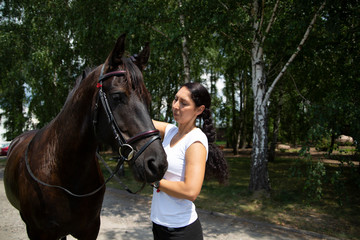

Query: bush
left=304, top=161, right=326, bottom=201
left=315, top=137, right=338, bottom=152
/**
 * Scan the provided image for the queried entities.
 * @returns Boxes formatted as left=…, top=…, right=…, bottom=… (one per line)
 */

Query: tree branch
left=264, top=1, right=326, bottom=105
left=289, top=72, right=311, bottom=105
left=145, top=24, right=171, bottom=41
left=258, top=0, right=266, bottom=34
left=220, top=31, right=251, bottom=55
left=218, top=0, right=229, bottom=10
left=261, top=0, right=280, bottom=45
left=252, top=0, right=262, bottom=58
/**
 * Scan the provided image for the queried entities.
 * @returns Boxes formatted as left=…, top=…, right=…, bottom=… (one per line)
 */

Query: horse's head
left=94, top=34, right=167, bottom=183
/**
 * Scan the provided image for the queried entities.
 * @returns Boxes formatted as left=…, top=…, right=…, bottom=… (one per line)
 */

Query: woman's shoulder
left=186, top=128, right=209, bottom=159
left=187, top=128, right=208, bottom=145
left=191, top=127, right=206, bottom=137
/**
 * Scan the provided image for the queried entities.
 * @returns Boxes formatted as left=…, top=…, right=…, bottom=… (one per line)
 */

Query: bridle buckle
left=119, top=144, right=135, bottom=161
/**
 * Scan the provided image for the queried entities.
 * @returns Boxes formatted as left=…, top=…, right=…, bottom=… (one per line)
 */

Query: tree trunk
left=249, top=0, right=271, bottom=193
left=249, top=40, right=271, bottom=192
left=268, top=113, right=280, bottom=163
left=179, top=1, right=190, bottom=83
left=237, top=71, right=245, bottom=152
left=180, top=28, right=190, bottom=83
left=249, top=69, right=271, bottom=192
left=329, top=133, right=336, bottom=155
left=250, top=114, right=271, bottom=192
left=269, top=93, right=283, bottom=162
left=240, top=71, right=249, bottom=149
left=231, top=76, right=238, bottom=155
left=248, top=0, right=324, bottom=193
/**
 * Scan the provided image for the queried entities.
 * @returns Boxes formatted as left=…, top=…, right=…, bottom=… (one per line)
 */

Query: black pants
left=152, top=218, right=203, bottom=240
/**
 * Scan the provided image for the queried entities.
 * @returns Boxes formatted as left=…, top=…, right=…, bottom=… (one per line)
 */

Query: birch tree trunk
left=249, top=33, right=271, bottom=191
left=179, top=1, right=190, bottom=83
left=248, top=0, right=326, bottom=192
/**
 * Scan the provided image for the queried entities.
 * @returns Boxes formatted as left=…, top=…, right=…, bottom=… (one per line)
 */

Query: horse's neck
left=47, top=79, right=98, bottom=154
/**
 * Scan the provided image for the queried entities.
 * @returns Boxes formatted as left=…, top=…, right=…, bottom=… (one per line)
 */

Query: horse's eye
left=111, top=92, right=127, bottom=104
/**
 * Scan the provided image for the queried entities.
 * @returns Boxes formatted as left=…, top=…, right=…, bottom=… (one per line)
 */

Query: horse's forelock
left=122, top=58, right=151, bottom=106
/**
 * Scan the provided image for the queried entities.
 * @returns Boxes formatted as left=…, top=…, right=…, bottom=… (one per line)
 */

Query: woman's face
left=172, top=87, right=204, bottom=125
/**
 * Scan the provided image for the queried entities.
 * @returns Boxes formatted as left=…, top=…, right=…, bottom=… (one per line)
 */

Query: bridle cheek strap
left=96, top=65, right=161, bottom=162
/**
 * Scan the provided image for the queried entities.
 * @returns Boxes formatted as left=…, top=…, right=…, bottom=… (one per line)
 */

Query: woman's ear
left=196, top=105, right=205, bottom=116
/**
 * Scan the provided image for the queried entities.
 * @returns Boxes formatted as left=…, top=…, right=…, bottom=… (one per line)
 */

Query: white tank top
left=150, top=124, right=208, bottom=228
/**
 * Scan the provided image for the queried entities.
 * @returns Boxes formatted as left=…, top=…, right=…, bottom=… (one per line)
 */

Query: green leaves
left=0, top=0, right=358, bottom=154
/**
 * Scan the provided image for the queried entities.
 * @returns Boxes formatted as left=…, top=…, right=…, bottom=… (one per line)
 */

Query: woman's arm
left=152, top=120, right=169, bottom=140
left=156, top=142, right=206, bottom=202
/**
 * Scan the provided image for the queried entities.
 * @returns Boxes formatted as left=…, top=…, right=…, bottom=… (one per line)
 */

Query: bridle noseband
left=95, top=64, right=161, bottom=163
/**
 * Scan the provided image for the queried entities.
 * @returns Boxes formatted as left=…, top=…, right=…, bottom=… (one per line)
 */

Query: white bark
left=249, top=4, right=271, bottom=190
left=249, top=0, right=326, bottom=192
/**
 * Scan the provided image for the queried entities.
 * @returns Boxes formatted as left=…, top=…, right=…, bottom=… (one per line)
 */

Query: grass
left=1, top=150, right=359, bottom=239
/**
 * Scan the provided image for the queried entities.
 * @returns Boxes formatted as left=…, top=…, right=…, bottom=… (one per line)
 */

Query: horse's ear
left=135, top=42, right=150, bottom=71
left=107, top=34, right=126, bottom=70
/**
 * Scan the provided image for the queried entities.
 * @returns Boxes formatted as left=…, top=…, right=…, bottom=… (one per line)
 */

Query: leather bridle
left=94, top=64, right=161, bottom=163
left=24, top=64, right=161, bottom=197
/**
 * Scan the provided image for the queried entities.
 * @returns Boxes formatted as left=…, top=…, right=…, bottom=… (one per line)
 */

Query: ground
left=0, top=167, right=339, bottom=240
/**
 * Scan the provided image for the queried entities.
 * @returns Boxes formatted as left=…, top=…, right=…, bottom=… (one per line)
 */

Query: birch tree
left=249, top=0, right=326, bottom=192
left=179, top=0, right=191, bottom=83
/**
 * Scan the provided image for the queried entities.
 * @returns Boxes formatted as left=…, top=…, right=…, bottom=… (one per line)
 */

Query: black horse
left=4, top=34, right=167, bottom=239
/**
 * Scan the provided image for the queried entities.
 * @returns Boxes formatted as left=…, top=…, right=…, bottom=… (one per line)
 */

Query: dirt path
left=0, top=168, right=337, bottom=240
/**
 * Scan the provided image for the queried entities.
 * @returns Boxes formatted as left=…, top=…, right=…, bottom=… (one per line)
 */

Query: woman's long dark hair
left=183, top=82, right=229, bottom=184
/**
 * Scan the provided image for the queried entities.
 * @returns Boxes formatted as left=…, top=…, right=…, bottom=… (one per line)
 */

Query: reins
left=24, top=64, right=161, bottom=197
left=24, top=137, right=146, bottom=197
left=24, top=137, right=120, bottom=198
left=96, top=152, right=145, bottom=194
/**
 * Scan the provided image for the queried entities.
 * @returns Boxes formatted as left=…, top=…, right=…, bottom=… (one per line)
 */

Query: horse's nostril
left=146, top=158, right=158, bottom=175
left=144, top=155, right=167, bottom=182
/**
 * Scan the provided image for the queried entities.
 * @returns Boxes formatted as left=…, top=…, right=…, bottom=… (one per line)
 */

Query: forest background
left=0, top=0, right=359, bottom=193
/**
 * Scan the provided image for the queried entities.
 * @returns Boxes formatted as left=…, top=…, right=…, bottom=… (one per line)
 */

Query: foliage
left=289, top=145, right=360, bottom=209
left=0, top=0, right=359, bottom=195
left=315, top=136, right=338, bottom=152
left=304, top=161, right=326, bottom=201
left=330, top=170, right=346, bottom=206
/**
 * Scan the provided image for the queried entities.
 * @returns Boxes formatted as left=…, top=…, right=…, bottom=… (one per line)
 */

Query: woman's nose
left=173, top=100, right=179, bottom=109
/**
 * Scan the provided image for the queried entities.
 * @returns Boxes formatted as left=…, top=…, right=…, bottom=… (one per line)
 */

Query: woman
left=151, top=82, right=228, bottom=240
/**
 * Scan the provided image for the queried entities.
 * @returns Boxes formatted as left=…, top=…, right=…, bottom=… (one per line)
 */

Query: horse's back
left=4, top=130, right=38, bottom=210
